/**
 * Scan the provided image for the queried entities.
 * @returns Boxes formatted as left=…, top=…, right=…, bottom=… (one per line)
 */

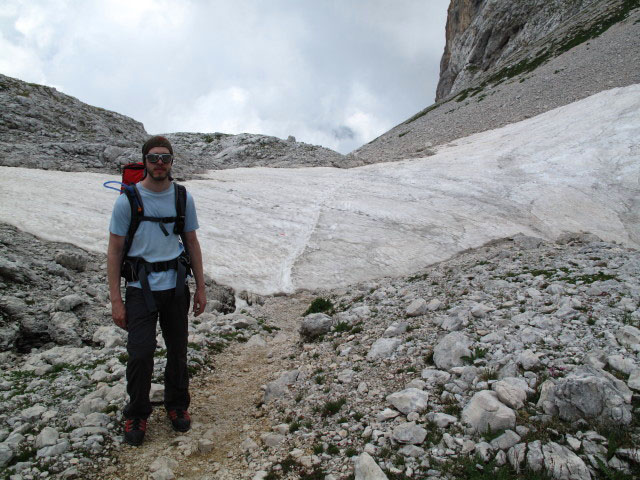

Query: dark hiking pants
left=123, top=286, right=191, bottom=419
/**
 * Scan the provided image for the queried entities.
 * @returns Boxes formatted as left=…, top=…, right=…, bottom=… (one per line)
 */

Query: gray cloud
left=0, top=0, right=449, bottom=153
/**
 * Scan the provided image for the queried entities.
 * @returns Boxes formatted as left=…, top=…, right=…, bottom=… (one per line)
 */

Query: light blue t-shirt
left=109, top=183, right=199, bottom=290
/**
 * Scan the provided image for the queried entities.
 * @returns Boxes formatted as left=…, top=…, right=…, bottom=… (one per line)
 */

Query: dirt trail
left=104, top=292, right=314, bottom=480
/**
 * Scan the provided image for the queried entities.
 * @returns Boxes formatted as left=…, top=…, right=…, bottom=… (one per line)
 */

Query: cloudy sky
left=0, top=0, right=449, bottom=154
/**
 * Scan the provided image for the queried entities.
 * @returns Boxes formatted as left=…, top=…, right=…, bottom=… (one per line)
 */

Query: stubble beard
left=147, top=167, right=170, bottom=182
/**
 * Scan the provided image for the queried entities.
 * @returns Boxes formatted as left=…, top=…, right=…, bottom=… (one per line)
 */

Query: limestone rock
left=616, top=325, right=640, bottom=348
left=299, top=313, right=333, bottom=341
left=462, top=390, right=516, bottom=433
left=542, top=442, right=591, bottom=480
left=263, top=370, right=299, bottom=403
left=507, top=443, right=527, bottom=473
left=628, top=370, right=640, bottom=391
left=367, top=338, right=402, bottom=360
left=36, top=427, right=59, bottom=448
left=492, top=379, right=527, bottom=410
left=92, top=326, right=126, bottom=348
left=54, top=252, right=89, bottom=272
left=527, top=440, right=544, bottom=472
left=490, top=430, right=521, bottom=451
left=49, top=312, right=82, bottom=346
left=406, top=299, right=428, bottom=317
left=433, top=332, right=472, bottom=370
left=386, top=388, right=429, bottom=415
left=539, top=366, right=632, bottom=426
left=354, top=452, right=389, bottom=480
left=54, top=294, right=86, bottom=312
left=261, top=433, right=285, bottom=447
left=383, top=321, right=408, bottom=337
left=392, top=422, right=427, bottom=445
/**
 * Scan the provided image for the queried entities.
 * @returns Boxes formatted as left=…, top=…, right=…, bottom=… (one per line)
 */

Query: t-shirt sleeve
left=184, top=192, right=199, bottom=232
left=109, top=194, right=131, bottom=236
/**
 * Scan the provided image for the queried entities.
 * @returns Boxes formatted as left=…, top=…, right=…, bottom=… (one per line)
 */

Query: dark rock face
left=0, top=73, right=347, bottom=176
left=436, top=0, right=625, bottom=101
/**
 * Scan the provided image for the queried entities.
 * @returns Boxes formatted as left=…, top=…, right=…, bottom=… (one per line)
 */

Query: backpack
left=118, top=165, right=191, bottom=311
left=121, top=162, right=146, bottom=188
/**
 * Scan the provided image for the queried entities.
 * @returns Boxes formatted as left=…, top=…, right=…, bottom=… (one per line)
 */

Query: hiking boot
left=167, top=409, right=191, bottom=432
left=123, top=418, right=147, bottom=446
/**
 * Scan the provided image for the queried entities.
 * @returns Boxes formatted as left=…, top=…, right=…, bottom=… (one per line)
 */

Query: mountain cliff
left=350, top=0, right=640, bottom=164
left=436, top=0, right=622, bottom=101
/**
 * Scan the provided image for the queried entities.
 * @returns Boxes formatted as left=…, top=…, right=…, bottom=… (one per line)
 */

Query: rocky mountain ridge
left=0, top=74, right=349, bottom=178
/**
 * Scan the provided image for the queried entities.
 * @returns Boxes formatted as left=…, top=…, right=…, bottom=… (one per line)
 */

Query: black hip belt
left=122, top=253, right=191, bottom=312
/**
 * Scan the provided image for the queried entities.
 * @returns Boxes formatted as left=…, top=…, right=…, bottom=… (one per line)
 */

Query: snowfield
left=1, top=85, right=638, bottom=295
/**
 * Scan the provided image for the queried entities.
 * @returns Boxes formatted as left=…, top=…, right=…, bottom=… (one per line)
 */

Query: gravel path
left=103, top=293, right=315, bottom=480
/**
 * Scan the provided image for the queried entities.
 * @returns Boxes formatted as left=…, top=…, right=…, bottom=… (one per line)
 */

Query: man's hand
left=112, top=299, right=127, bottom=330
left=193, top=285, right=207, bottom=317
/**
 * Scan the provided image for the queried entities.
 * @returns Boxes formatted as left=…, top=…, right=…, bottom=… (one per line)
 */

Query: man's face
left=145, top=146, right=172, bottom=181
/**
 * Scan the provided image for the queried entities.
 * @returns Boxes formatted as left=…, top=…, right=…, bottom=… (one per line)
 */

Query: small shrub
left=334, top=322, right=351, bottom=333
left=322, top=397, right=346, bottom=416
left=345, top=447, right=358, bottom=457
left=326, top=443, right=339, bottom=455
left=280, top=456, right=299, bottom=473
left=304, top=298, right=334, bottom=316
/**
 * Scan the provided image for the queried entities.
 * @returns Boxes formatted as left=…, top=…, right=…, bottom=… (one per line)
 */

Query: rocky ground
left=1, top=224, right=639, bottom=480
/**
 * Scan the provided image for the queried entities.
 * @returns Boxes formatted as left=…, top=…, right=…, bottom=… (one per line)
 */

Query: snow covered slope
left=1, top=85, right=638, bottom=295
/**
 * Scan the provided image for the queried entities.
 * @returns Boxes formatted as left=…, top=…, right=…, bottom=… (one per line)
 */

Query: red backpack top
left=121, top=163, right=146, bottom=190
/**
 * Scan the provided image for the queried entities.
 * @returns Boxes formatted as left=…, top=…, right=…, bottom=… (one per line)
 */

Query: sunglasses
left=145, top=153, right=174, bottom=164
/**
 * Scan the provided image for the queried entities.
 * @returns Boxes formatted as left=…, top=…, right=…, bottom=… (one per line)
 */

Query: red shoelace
left=124, top=418, right=147, bottom=432
left=168, top=409, right=190, bottom=421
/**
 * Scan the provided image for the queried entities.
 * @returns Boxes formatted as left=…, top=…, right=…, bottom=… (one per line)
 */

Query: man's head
left=142, top=135, right=174, bottom=182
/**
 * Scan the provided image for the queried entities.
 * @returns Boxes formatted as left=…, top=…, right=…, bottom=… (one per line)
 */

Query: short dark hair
left=142, top=135, right=173, bottom=158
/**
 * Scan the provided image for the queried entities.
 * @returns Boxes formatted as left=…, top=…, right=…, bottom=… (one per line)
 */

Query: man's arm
left=107, top=233, right=127, bottom=329
left=184, top=230, right=207, bottom=317
left=183, top=230, right=206, bottom=316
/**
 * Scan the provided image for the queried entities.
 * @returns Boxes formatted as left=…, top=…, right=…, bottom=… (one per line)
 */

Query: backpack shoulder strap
left=122, top=184, right=144, bottom=256
left=173, top=183, right=187, bottom=235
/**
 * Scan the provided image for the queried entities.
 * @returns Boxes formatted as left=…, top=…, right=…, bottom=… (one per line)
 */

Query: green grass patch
left=326, top=443, right=339, bottom=455
left=321, top=397, right=346, bottom=417
left=404, top=103, right=440, bottom=125
left=304, top=297, right=334, bottom=316
left=289, top=421, right=300, bottom=433
left=442, top=455, right=554, bottom=480
left=462, top=347, right=489, bottom=365
left=558, top=271, right=617, bottom=285
left=334, top=321, right=352, bottom=333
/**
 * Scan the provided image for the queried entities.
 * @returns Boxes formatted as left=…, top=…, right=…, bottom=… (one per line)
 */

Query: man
left=107, top=135, right=206, bottom=446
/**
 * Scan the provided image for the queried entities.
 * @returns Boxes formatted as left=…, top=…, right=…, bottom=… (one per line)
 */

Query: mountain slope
left=351, top=2, right=640, bottom=163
